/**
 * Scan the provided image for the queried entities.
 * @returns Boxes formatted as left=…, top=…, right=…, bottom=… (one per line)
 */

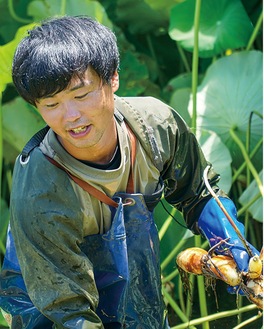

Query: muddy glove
left=197, top=197, right=259, bottom=273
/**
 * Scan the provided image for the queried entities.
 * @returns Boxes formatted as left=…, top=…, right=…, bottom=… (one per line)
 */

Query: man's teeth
left=72, top=126, right=86, bottom=133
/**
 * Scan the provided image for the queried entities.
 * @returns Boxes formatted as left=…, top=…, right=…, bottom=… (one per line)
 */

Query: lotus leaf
left=169, top=0, right=253, bottom=58
left=197, top=129, right=232, bottom=193
left=239, top=171, right=263, bottom=223
left=2, top=97, right=45, bottom=153
left=190, top=50, right=263, bottom=170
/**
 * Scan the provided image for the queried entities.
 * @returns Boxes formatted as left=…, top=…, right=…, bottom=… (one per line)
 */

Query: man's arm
left=162, top=111, right=259, bottom=275
left=0, top=225, right=53, bottom=328
left=10, top=150, right=103, bottom=328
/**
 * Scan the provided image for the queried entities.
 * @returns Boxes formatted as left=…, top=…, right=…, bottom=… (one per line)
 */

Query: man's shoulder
left=12, top=147, right=71, bottom=194
left=115, top=96, right=176, bottom=171
left=116, top=96, right=173, bottom=117
left=114, top=95, right=175, bottom=132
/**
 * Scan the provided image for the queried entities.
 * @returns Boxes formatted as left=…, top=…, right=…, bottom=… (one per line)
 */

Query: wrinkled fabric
left=1, top=183, right=168, bottom=328
left=80, top=189, right=167, bottom=328
left=1, top=96, right=222, bottom=328
left=0, top=226, right=53, bottom=328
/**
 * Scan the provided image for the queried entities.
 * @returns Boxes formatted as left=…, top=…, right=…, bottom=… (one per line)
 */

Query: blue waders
left=0, top=189, right=169, bottom=328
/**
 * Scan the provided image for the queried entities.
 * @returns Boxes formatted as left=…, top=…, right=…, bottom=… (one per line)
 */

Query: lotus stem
left=229, top=128, right=263, bottom=197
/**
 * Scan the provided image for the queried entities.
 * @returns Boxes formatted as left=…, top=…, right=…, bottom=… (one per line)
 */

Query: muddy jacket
left=0, top=96, right=221, bottom=328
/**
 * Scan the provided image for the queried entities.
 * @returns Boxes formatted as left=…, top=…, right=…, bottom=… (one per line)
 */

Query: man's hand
left=198, top=197, right=259, bottom=273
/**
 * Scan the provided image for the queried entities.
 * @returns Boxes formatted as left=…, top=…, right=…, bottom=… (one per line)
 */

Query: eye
left=46, top=102, right=59, bottom=108
left=75, top=92, right=89, bottom=100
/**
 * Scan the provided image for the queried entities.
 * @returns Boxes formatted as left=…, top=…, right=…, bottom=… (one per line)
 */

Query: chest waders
left=1, top=118, right=169, bottom=328
left=46, top=125, right=168, bottom=328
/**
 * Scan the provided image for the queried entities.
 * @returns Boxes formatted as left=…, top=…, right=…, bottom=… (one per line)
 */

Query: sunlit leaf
left=2, top=97, right=45, bottom=153
left=170, top=88, right=192, bottom=127
left=190, top=50, right=263, bottom=169
left=0, top=198, right=9, bottom=246
left=0, top=23, right=36, bottom=92
left=197, top=129, right=232, bottom=193
left=0, top=310, right=8, bottom=328
left=169, top=0, right=253, bottom=57
left=239, top=171, right=263, bottom=222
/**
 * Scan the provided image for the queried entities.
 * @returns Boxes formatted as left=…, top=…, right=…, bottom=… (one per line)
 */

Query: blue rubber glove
left=198, top=197, right=259, bottom=273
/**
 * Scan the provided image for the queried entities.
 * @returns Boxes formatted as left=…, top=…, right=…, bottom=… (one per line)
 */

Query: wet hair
left=12, top=16, right=120, bottom=105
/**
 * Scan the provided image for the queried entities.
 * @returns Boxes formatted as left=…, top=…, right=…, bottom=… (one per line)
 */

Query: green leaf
left=100, top=0, right=168, bottom=34
left=197, top=129, right=232, bottom=193
left=0, top=198, right=9, bottom=254
left=192, top=50, right=263, bottom=169
left=0, top=23, right=36, bottom=92
left=169, top=0, right=253, bottom=57
left=2, top=97, right=45, bottom=153
left=170, top=88, right=192, bottom=127
left=0, top=309, right=9, bottom=328
left=239, top=171, right=263, bottom=222
left=143, top=0, right=177, bottom=17
left=116, top=51, right=149, bottom=96
left=28, top=0, right=113, bottom=27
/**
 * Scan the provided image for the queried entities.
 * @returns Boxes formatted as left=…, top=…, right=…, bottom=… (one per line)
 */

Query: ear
left=111, top=71, right=119, bottom=92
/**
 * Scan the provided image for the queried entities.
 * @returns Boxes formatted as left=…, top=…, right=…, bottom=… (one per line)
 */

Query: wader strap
left=20, top=126, right=50, bottom=162
left=45, top=123, right=137, bottom=207
left=45, top=156, right=119, bottom=208
left=126, top=124, right=136, bottom=194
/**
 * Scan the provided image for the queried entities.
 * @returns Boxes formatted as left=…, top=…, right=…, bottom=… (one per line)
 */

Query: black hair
left=12, top=16, right=120, bottom=105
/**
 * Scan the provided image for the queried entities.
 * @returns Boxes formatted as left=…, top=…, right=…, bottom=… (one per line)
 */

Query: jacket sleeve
left=161, top=108, right=227, bottom=233
left=0, top=225, right=53, bottom=329
left=9, top=149, right=103, bottom=329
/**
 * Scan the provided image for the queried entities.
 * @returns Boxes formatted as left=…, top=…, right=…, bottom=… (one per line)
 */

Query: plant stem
left=60, top=0, right=66, bottom=15
left=229, top=128, right=263, bottom=196
left=162, top=268, right=179, bottom=283
left=246, top=10, right=263, bottom=51
left=176, top=43, right=191, bottom=73
left=146, top=34, right=165, bottom=86
left=0, top=94, right=2, bottom=202
left=191, top=0, right=201, bottom=132
left=178, top=275, right=186, bottom=313
left=8, top=0, right=31, bottom=23
left=237, top=192, right=262, bottom=217
left=232, top=138, right=263, bottom=183
left=161, top=235, right=187, bottom=271
left=171, top=304, right=258, bottom=329
left=231, top=312, right=262, bottom=329
left=159, top=215, right=173, bottom=240
left=195, top=235, right=210, bottom=329
left=186, top=274, right=195, bottom=319
left=162, top=287, right=195, bottom=326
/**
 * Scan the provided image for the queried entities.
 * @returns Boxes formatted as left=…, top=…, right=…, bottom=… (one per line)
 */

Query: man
left=0, top=16, right=259, bottom=329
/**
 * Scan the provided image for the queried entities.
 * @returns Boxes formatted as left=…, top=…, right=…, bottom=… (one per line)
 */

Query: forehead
left=68, top=67, right=101, bottom=90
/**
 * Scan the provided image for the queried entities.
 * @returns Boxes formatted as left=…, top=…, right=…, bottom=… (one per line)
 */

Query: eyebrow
left=39, top=80, right=92, bottom=101
left=68, top=81, right=86, bottom=92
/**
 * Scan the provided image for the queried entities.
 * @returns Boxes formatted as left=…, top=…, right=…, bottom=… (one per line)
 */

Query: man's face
left=36, top=67, right=119, bottom=161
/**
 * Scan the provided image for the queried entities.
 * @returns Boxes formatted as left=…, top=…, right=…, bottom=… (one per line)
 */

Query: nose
left=63, top=101, right=82, bottom=122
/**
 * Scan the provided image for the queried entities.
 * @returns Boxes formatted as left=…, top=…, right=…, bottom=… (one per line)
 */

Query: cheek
left=91, top=94, right=114, bottom=118
left=38, top=109, right=61, bottom=128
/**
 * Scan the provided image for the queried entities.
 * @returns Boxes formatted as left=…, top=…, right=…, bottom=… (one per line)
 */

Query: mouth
left=71, top=126, right=87, bottom=134
left=68, top=125, right=91, bottom=137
